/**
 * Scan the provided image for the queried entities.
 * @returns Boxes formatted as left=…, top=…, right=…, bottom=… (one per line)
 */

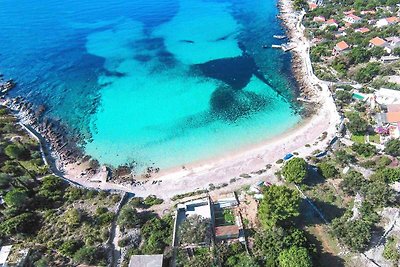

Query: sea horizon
left=1, top=0, right=302, bottom=172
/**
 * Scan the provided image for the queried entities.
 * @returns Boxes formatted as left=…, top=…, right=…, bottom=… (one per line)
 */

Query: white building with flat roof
left=375, top=88, right=400, bottom=105
left=129, top=254, right=163, bottom=267
left=177, top=198, right=212, bottom=219
left=0, top=245, right=12, bottom=267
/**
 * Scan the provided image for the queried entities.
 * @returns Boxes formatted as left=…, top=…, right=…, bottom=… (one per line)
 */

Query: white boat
left=273, top=35, right=286, bottom=39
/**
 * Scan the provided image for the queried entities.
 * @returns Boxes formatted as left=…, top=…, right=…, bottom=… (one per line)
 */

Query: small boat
left=271, top=44, right=282, bottom=49
left=283, top=153, right=293, bottom=161
left=273, top=35, right=286, bottom=39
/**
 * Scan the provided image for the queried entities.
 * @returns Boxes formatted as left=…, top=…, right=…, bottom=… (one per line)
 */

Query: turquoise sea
left=0, top=0, right=301, bottom=171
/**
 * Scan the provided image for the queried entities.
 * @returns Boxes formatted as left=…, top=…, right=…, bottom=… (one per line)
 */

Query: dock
left=281, top=42, right=297, bottom=52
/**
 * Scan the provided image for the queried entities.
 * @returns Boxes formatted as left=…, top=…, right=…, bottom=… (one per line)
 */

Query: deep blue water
left=0, top=0, right=301, bottom=170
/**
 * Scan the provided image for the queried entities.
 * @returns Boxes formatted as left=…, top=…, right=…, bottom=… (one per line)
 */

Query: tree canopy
left=258, top=185, right=300, bottom=228
left=4, top=188, right=29, bottom=209
left=347, top=112, right=368, bottom=135
left=278, top=246, right=312, bottom=267
left=282, top=158, right=308, bottom=184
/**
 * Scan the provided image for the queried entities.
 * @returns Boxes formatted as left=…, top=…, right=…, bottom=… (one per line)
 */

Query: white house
left=375, top=17, right=399, bottom=28
left=343, top=14, right=362, bottom=24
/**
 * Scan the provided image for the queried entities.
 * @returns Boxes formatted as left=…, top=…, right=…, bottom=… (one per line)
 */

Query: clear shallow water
left=1, top=0, right=300, bottom=170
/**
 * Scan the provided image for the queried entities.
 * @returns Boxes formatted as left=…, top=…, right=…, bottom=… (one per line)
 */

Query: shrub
left=143, top=195, right=163, bottom=207
left=317, top=162, right=338, bottom=179
left=351, top=143, right=376, bottom=157
left=370, top=168, right=400, bottom=184
left=383, top=237, right=400, bottom=263
left=384, top=139, right=400, bottom=157
left=4, top=144, right=30, bottom=160
left=73, top=246, right=98, bottom=265
left=340, top=170, right=366, bottom=196
left=117, top=206, right=141, bottom=229
left=59, top=240, right=83, bottom=257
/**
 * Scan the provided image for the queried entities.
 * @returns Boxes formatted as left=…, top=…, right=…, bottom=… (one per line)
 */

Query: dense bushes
left=331, top=202, right=379, bottom=252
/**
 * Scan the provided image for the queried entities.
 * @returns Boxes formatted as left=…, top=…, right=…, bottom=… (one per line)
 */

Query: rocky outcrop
left=5, top=97, right=84, bottom=166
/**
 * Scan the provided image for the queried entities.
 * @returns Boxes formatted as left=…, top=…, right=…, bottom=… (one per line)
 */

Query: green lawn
left=369, top=134, right=380, bottom=144
left=351, top=135, right=365, bottom=143
left=223, top=209, right=235, bottom=225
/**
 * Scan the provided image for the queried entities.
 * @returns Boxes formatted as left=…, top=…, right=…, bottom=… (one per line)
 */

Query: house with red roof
left=333, top=41, right=350, bottom=55
left=325, top=19, right=338, bottom=28
left=369, top=37, right=387, bottom=47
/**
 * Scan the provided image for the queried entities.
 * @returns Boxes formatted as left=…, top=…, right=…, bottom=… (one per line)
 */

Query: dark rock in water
left=134, top=37, right=164, bottom=51
left=180, top=40, right=195, bottom=44
left=214, top=32, right=233, bottom=41
left=156, top=50, right=176, bottom=67
left=35, top=104, right=46, bottom=118
left=210, top=85, right=269, bottom=122
left=103, top=70, right=126, bottom=78
left=195, top=55, right=258, bottom=90
left=134, top=54, right=152, bottom=63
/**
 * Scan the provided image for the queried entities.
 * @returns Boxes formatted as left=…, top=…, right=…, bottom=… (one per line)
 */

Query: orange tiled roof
left=335, top=41, right=349, bottom=51
left=386, top=17, right=399, bottom=23
left=387, top=112, right=400, bottom=123
left=361, top=10, right=376, bottom=15
left=313, top=16, right=326, bottom=22
left=326, top=19, right=338, bottom=25
left=344, top=9, right=355, bottom=15
left=355, top=27, right=370, bottom=33
left=347, top=14, right=362, bottom=21
left=309, top=3, right=318, bottom=10
left=215, top=225, right=239, bottom=237
left=369, top=37, right=386, bottom=46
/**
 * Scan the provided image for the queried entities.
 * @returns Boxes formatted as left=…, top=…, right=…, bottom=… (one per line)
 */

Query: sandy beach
left=57, top=0, right=341, bottom=199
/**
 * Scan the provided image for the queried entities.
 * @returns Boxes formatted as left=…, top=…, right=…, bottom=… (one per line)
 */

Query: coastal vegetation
left=0, top=107, right=124, bottom=266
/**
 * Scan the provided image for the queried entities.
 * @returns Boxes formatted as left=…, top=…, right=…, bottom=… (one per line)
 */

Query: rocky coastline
left=1, top=96, right=88, bottom=168
left=276, top=0, right=320, bottom=107
left=0, top=94, right=162, bottom=186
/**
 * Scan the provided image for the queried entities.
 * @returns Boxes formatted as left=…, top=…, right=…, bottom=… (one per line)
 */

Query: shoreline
left=1, top=0, right=341, bottom=198
left=63, top=0, right=340, bottom=198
